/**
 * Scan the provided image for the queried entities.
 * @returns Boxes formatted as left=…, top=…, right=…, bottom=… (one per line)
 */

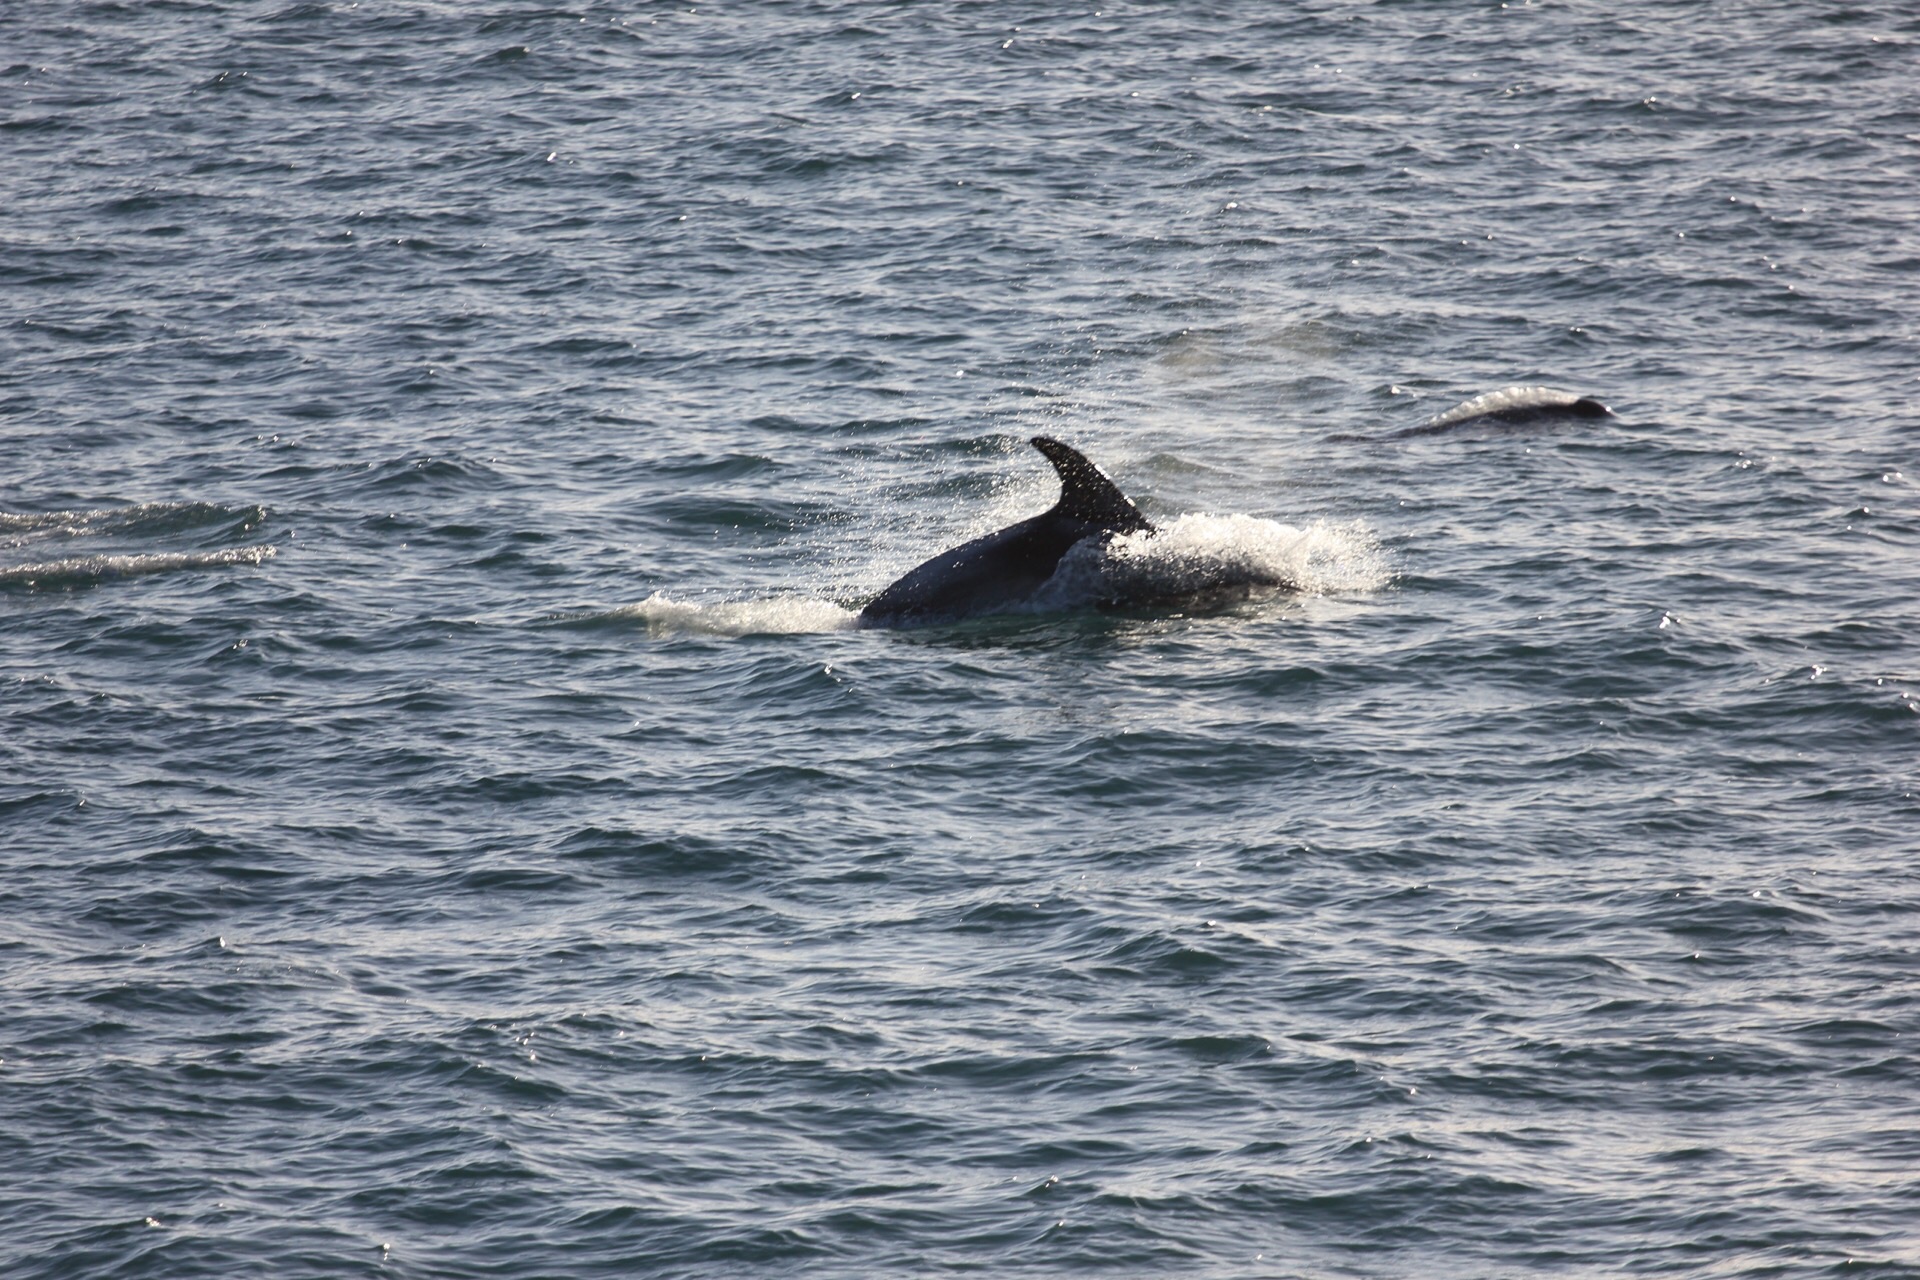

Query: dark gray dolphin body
left=1330, top=386, right=1614, bottom=442
left=858, top=436, right=1154, bottom=627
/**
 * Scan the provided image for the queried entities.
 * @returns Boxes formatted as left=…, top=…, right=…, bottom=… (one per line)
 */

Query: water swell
left=0, top=501, right=266, bottom=543
left=0, top=546, right=276, bottom=591
left=1, top=500, right=276, bottom=590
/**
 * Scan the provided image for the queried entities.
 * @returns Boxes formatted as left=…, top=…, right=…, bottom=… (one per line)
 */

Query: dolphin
left=1330, top=386, right=1614, bottom=442
left=858, top=436, right=1155, bottom=627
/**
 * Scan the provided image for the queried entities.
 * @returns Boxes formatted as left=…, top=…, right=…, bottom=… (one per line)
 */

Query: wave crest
left=0, top=546, right=277, bottom=590
left=0, top=501, right=265, bottom=542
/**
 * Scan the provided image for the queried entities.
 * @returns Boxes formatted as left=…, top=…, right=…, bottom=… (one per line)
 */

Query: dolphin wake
left=594, top=594, right=862, bottom=637
left=602, top=513, right=1384, bottom=636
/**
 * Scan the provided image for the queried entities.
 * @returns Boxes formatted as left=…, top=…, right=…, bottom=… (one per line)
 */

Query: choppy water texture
left=5, top=2, right=1919, bottom=1276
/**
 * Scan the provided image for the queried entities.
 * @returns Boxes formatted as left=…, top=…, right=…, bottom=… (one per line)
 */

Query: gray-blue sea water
left=5, top=2, right=1919, bottom=1276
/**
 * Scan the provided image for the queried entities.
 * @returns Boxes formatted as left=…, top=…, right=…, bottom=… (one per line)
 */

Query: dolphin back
left=858, top=436, right=1156, bottom=626
left=1391, top=387, right=1614, bottom=439
left=1030, top=436, right=1155, bottom=535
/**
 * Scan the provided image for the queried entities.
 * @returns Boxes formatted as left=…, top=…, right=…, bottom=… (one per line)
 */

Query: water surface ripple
left=4, top=2, right=1918, bottom=1277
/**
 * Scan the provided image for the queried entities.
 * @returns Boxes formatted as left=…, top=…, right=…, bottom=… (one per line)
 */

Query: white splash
left=1038, top=513, right=1387, bottom=609
left=604, top=592, right=860, bottom=636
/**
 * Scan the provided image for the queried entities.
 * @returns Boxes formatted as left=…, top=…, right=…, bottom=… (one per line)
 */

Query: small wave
left=0, top=500, right=265, bottom=542
left=354, top=455, right=503, bottom=495
left=588, top=593, right=860, bottom=636
left=1040, top=514, right=1388, bottom=609
left=0, top=546, right=276, bottom=590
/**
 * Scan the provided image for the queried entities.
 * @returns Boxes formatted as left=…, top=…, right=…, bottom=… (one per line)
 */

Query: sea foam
left=603, top=593, right=861, bottom=636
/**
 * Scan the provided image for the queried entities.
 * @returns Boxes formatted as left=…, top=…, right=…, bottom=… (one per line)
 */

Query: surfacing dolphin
left=859, top=436, right=1155, bottom=627
left=1330, top=386, right=1614, bottom=442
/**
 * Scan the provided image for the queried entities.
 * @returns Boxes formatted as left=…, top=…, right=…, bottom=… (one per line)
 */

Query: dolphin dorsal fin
left=1030, top=436, right=1155, bottom=535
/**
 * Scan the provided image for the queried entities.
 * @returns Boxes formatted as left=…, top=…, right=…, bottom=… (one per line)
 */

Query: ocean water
left=4, top=2, right=1918, bottom=1276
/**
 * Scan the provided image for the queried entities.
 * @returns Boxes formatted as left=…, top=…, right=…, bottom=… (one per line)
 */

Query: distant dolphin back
left=1330, top=386, right=1615, bottom=442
